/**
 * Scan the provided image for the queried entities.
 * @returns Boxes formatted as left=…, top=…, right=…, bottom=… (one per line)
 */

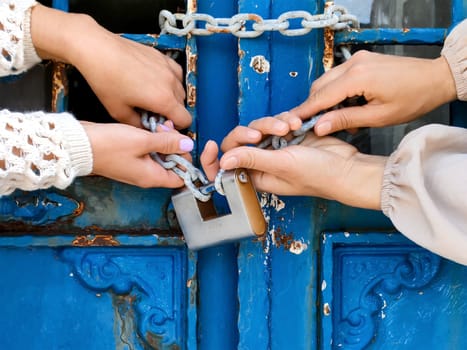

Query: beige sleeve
left=381, top=124, right=467, bottom=266
left=441, top=19, right=467, bottom=101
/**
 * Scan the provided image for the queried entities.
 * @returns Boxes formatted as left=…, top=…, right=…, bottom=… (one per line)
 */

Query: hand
left=81, top=121, right=194, bottom=188
left=30, top=4, right=191, bottom=129
left=290, top=50, right=457, bottom=136
left=201, top=116, right=386, bottom=210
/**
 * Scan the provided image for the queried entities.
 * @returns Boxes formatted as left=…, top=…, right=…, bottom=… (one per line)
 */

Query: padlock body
left=172, top=169, right=266, bottom=250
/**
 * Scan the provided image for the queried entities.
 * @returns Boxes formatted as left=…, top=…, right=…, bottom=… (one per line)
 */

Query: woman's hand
left=201, top=116, right=387, bottom=210
left=82, top=121, right=194, bottom=188
left=290, top=50, right=457, bottom=136
left=30, top=4, right=191, bottom=129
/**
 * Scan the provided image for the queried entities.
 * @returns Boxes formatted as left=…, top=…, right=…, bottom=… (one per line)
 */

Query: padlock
left=171, top=169, right=267, bottom=250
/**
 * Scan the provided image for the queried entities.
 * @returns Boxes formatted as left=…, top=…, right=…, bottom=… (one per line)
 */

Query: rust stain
left=51, top=62, right=68, bottom=112
left=323, top=303, right=331, bottom=316
left=187, top=49, right=197, bottom=75
left=72, top=234, right=120, bottom=246
left=250, top=55, right=270, bottom=74
left=272, top=227, right=294, bottom=249
left=402, top=27, right=410, bottom=33
left=323, top=2, right=335, bottom=72
left=186, top=131, right=196, bottom=140
left=187, top=83, right=196, bottom=108
left=72, top=200, right=85, bottom=217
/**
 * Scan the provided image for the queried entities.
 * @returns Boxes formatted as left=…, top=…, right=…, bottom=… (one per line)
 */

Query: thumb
left=141, top=131, right=194, bottom=155
left=220, top=147, right=290, bottom=175
left=314, top=106, right=378, bottom=136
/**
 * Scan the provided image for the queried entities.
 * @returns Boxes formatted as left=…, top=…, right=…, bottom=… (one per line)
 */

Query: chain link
left=159, top=5, right=359, bottom=38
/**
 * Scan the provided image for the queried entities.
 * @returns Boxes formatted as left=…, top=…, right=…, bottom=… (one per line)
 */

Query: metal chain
left=147, top=6, right=358, bottom=202
left=159, top=5, right=359, bottom=38
left=142, top=111, right=323, bottom=202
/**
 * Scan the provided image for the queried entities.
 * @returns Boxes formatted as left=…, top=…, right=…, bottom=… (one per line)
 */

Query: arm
left=0, top=109, right=194, bottom=195
left=29, top=4, right=191, bottom=128
left=201, top=116, right=385, bottom=210
left=1, top=2, right=190, bottom=128
left=208, top=118, right=467, bottom=266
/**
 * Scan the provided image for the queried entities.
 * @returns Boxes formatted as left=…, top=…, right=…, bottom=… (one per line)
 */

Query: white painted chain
left=159, top=5, right=359, bottom=38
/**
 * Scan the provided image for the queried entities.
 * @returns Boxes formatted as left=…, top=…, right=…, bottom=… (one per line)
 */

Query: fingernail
left=222, top=156, right=239, bottom=169
left=316, top=121, right=331, bottom=135
left=167, top=120, right=174, bottom=128
left=180, top=138, right=194, bottom=152
left=159, top=124, right=171, bottom=132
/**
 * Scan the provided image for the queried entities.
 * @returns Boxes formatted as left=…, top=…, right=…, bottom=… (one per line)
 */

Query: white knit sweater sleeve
left=0, top=0, right=42, bottom=76
left=0, top=109, right=93, bottom=195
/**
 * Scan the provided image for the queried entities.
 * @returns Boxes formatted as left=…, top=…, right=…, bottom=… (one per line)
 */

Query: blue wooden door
left=0, top=0, right=466, bottom=349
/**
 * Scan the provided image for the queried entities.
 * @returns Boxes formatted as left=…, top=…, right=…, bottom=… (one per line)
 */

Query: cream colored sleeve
left=441, top=19, right=467, bottom=101
left=0, top=109, right=93, bottom=195
left=381, top=124, right=467, bottom=266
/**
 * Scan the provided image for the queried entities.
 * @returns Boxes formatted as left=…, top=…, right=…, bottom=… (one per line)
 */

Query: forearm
left=338, top=153, right=386, bottom=210
left=29, top=4, right=101, bottom=64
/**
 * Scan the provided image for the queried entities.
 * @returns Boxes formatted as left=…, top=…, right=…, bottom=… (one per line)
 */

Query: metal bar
left=236, top=0, right=272, bottom=347
left=267, top=0, right=320, bottom=348
left=52, top=0, right=68, bottom=11
left=121, top=34, right=186, bottom=51
left=335, top=28, right=447, bottom=46
left=451, top=0, right=467, bottom=26
left=196, top=0, right=240, bottom=349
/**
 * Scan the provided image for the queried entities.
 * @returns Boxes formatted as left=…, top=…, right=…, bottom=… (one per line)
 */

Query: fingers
left=313, top=104, right=386, bottom=136
left=220, top=146, right=292, bottom=175
left=221, top=126, right=262, bottom=152
left=200, top=140, right=220, bottom=181
left=154, top=99, right=192, bottom=129
left=220, top=116, right=300, bottom=152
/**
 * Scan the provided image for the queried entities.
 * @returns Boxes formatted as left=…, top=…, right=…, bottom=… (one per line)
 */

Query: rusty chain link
left=159, top=5, right=359, bottom=38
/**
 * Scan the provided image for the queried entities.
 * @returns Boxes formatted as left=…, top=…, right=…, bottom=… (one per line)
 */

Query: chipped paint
left=289, top=239, right=308, bottom=255
left=72, top=234, right=120, bottom=246
left=187, top=83, right=196, bottom=108
left=322, top=280, right=327, bottom=291
left=250, top=55, right=270, bottom=74
left=323, top=303, right=331, bottom=316
left=289, top=71, right=298, bottom=78
left=344, top=231, right=350, bottom=238
left=51, top=62, right=68, bottom=112
left=268, top=194, right=285, bottom=212
left=323, top=2, right=335, bottom=72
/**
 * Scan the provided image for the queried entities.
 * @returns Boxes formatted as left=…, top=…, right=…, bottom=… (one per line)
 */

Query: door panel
left=0, top=0, right=466, bottom=349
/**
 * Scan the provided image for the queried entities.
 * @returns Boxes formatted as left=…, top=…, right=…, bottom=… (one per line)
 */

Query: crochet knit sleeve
left=0, top=0, right=42, bottom=76
left=0, top=109, right=93, bottom=195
